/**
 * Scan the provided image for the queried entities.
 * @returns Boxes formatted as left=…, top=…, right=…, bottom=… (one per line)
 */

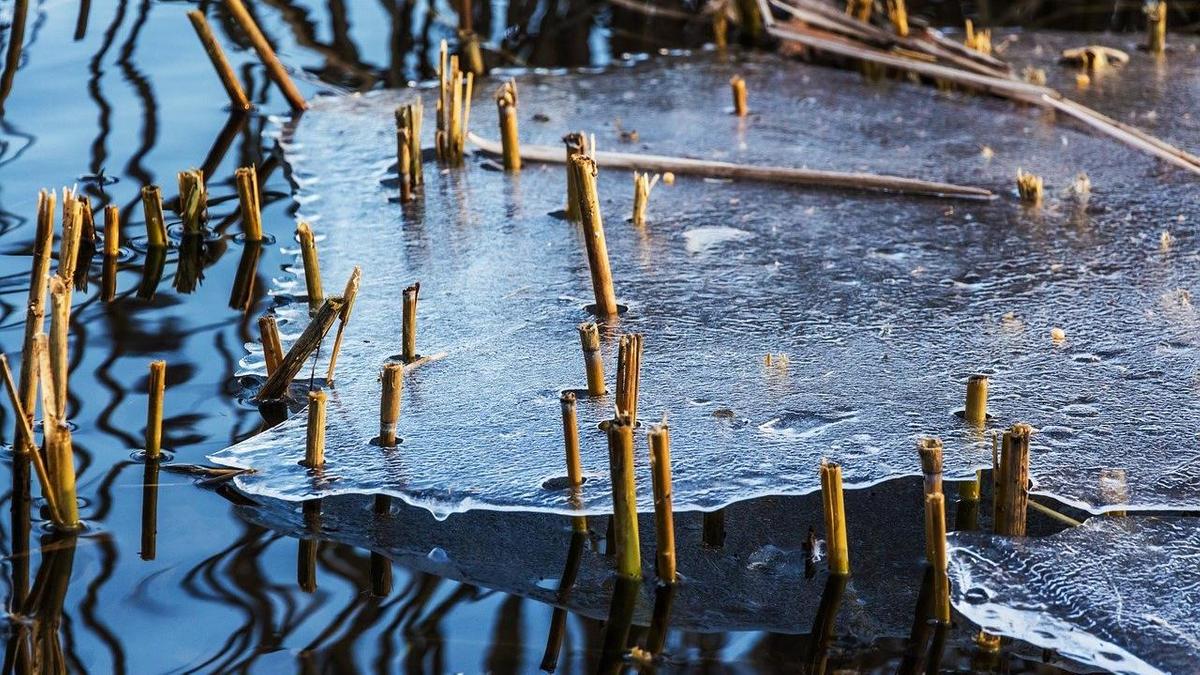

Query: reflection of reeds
left=924, top=493, right=950, bottom=623
left=187, top=10, right=252, bottom=112
left=223, top=0, right=307, bottom=111
left=606, top=416, right=640, bottom=579
left=648, top=419, right=676, bottom=583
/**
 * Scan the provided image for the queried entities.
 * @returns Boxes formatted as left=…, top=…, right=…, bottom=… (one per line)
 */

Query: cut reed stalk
left=925, top=492, right=950, bottom=623
left=234, top=165, right=263, bottom=241
left=177, top=169, right=207, bottom=234
left=187, top=10, right=252, bottom=112
left=460, top=30, right=485, bottom=76
left=563, top=132, right=590, bottom=220
left=495, top=79, right=520, bottom=172
left=994, top=423, right=1031, bottom=536
left=561, top=391, right=588, bottom=533
left=1146, top=1, right=1167, bottom=54
left=397, top=127, right=413, bottom=203
left=569, top=154, right=620, bottom=317
left=16, top=190, right=56, bottom=449
left=615, top=334, right=643, bottom=425
left=146, top=360, right=166, bottom=458
left=820, top=460, right=850, bottom=575
left=648, top=419, right=676, bottom=583
left=395, top=102, right=424, bottom=186
left=296, top=222, right=323, bottom=313
left=223, top=0, right=308, bottom=111
left=964, top=374, right=988, bottom=426
left=48, top=279, right=71, bottom=420
left=103, top=204, right=120, bottom=257
left=36, top=334, right=79, bottom=530
left=963, top=20, right=992, bottom=55
left=256, top=297, right=344, bottom=401
left=258, top=315, right=284, bottom=377
left=325, top=266, right=361, bottom=384
left=1016, top=169, right=1043, bottom=205
left=631, top=172, right=659, bottom=226
left=0, top=353, right=61, bottom=525
left=304, top=389, right=327, bottom=468
left=402, top=283, right=419, bottom=363
left=730, top=75, right=748, bottom=117
left=607, top=415, right=641, bottom=579
left=141, top=185, right=168, bottom=248
left=886, top=0, right=908, bottom=37
left=379, top=363, right=403, bottom=447
left=578, top=322, right=606, bottom=396
left=435, top=40, right=473, bottom=165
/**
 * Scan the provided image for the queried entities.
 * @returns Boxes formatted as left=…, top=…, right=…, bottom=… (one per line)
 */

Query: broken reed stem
left=36, top=333, right=80, bottom=530
left=141, top=185, right=168, bottom=248
left=569, top=154, right=620, bottom=317
left=223, top=0, right=308, bottom=111
left=17, top=190, right=56, bottom=449
left=964, top=19, right=992, bottom=55
left=296, top=222, right=323, bottom=313
left=925, top=492, right=951, bottom=623
left=395, top=103, right=424, bottom=187
left=103, top=204, right=120, bottom=257
left=917, top=437, right=943, bottom=561
left=886, top=0, right=908, bottom=37
left=563, top=132, right=590, bottom=220
left=964, top=374, right=988, bottom=426
left=402, top=283, right=419, bottom=363
left=495, top=79, right=520, bottom=172
left=256, top=297, right=344, bottom=400
left=577, top=322, right=606, bottom=396
left=730, top=75, right=748, bottom=117
left=1146, top=1, right=1167, bottom=54
left=187, top=10, right=252, bottom=112
left=48, top=279, right=71, bottom=420
left=615, top=334, right=643, bottom=426
left=0, top=354, right=62, bottom=525
left=1016, top=169, right=1043, bottom=205
left=379, top=363, right=403, bottom=447
left=820, top=460, right=850, bottom=575
left=325, top=266, right=361, bottom=384
left=560, top=392, right=583, bottom=487
left=606, top=415, right=641, bottom=579
left=235, top=166, right=263, bottom=241
left=648, top=420, right=676, bottom=583
left=435, top=40, right=473, bottom=165
left=994, top=423, right=1032, bottom=536
left=304, top=389, right=327, bottom=467
left=631, top=172, right=659, bottom=227
left=258, top=315, right=284, bottom=377
left=146, top=360, right=166, bottom=458
left=178, top=169, right=207, bottom=234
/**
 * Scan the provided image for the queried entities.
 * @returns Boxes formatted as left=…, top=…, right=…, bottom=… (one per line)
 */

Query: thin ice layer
left=212, top=42, right=1200, bottom=516
left=948, top=517, right=1200, bottom=675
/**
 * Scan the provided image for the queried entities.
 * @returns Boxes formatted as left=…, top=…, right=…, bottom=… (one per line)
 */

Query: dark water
left=0, top=0, right=1188, bottom=672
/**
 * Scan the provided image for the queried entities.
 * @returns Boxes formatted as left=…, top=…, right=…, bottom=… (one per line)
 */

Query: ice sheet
left=948, top=517, right=1200, bottom=675
left=212, top=38, right=1200, bottom=516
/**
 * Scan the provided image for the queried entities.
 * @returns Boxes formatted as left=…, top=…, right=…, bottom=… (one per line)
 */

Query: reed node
left=379, top=363, right=403, bottom=447
left=578, top=321, right=606, bottom=396
left=177, top=169, right=207, bottom=234
left=495, top=79, right=521, bottom=172
left=886, top=0, right=909, bottom=37
left=994, top=423, right=1031, bottom=536
left=103, top=204, right=120, bottom=257
left=730, top=75, right=748, bottom=117
left=187, top=10, right=252, bottom=112
left=615, top=334, right=644, bottom=426
left=304, top=389, right=328, bottom=468
left=819, top=460, right=850, bottom=575
left=395, top=102, right=424, bottom=187
left=964, top=19, right=992, bottom=55
left=296, top=222, right=324, bottom=313
left=606, top=415, right=641, bottom=579
left=57, top=193, right=83, bottom=285
left=223, top=0, right=307, bottom=111
left=1016, top=169, right=1043, bottom=205
left=235, top=165, right=263, bottom=241
left=435, top=39, right=473, bottom=165
left=141, top=185, right=168, bottom=248
left=402, top=282, right=420, bottom=363
left=563, top=132, right=590, bottom=220
left=569, top=153, right=620, bottom=317
left=964, top=374, right=988, bottom=426
left=1146, top=1, right=1167, bottom=54
left=146, top=360, right=166, bottom=458
left=924, top=492, right=951, bottom=623
left=648, top=418, right=676, bottom=583
left=846, top=0, right=871, bottom=22
left=258, top=315, right=284, bottom=377
left=631, top=172, right=660, bottom=227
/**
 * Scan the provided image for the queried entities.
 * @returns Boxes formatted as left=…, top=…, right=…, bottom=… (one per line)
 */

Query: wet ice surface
left=948, top=517, right=1200, bottom=675
left=212, top=36, right=1200, bottom=516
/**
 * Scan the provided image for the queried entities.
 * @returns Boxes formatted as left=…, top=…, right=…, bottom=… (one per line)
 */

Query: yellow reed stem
left=223, top=0, right=308, bottom=111
left=569, top=154, right=620, bottom=317
left=141, top=185, right=168, bottom=248
left=304, top=389, right=327, bottom=467
left=146, top=360, right=166, bottom=458
left=631, top=172, right=659, bottom=227
left=563, top=132, right=590, bottom=221
left=648, top=419, right=676, bottom=583
left=258, top=315, right=283, bottom=376
left=235, top=165, right=263, bottom=241
left=606, top=415, right=641, bottom=579
left=296, top=222, right=323, bottom=313
left=820, top=460, right=850, bottom=575
left=177, top=169, right=207, bottom=234
left=925, top=492, right=950, bottom=623
left=886, top=0, right=909, bottom=37
left=965, top=374, right=988, bottom=426
left=103, top=204, right=120, bottom=257
left=36, top=333, right=80, bottom=530
left=495, top=79, right=520, bottom=172
left=994, top=423, right=1031, bottom=536
left=187, top=10, right=252, bottom=112
left=578, top=321, right=606, bottom=396
left=48, top=278, right=71, bottom=420
left=561, top=392, right=583, bottom=487
left=397, top=127, right=413, bottom=203
left=730, top=75, right=748, bottom=117
left=379, top=363, right=403, bottom=447
left=1016, top=169, right=1043, bottom=205
left=1146, top=1, right=1167, bottom=54
left=402, top=283, right=419, bottom=363
left=17, top=190, right=56, bottom=448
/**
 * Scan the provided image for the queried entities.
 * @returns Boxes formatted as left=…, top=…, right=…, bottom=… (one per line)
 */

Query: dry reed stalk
left=569, top=154, right=621, bottom=317
left=304, top=389, right=327, bottom=467
left=177, top=169, right=207, bottom=234
left=141, top=185, right=168, bottom=248
left=223, top=0, right=308, bottom=111
left=402, top=283, right=419, bottom=363
left=397, top=127, right=413, bottom=203
left=0, top=354, right=61, bottom=525
left=577, top=322, right=606, bottom=396
left=994, top=423, right=1031, bottom=536
left=960, top=470, right=982, bottom=501
left=917, top=437, right=943, bottom=562
left=146, top=360, right=166, bottom=458
left=560, top=391, right=588, bottom=533
left=17, top=190, right=56, bottom=449
left=964, top=374, right=988, bottom=426
left=103, top=204, right=120, bottom=257
left=606, top=415, right=641, bottom=579
left=36, top=334, right=79, bottom=530
left=470, top=133, right=995, bottom=200
left=57, top=194, right=83, bottom=285
left=845, top=0, right=871, bottom=21
left=187, top=10, right=252, bottom=112
left=713, top=10, right=728, bottom=49
left=48, top=279, right=71, bottom=420
left=631, top=172, right=659, bottom=226
left=963, top=20, right=992, bottom=55
left=296, top=222, right=323, bottom=313
left=324, top=266, right=360, bottom=383
left=395, top=102, right=424, bottom=186
left=235, top=166, right=263, bottom=241
left=924, top=492, right=950, bottom=623
left=379, top=363, right=403, bottom=447
left=1016, top=169, right=1043, bottom=205
left=648, top=419, right=676, bottom=583
left=886, top=0, right=908, bottom=37
left=1146, top=1, right=1167, bottom=54
left=563, top=132, right=591, bottom=220
left=435, top=40, right=473, bottom=165
left=730, top=75, right=748, bottom=116
left=495, top=79, right=520, bottom=172
left=255, top=297, right=345, bottom=401
left=820, top=459, right=849, bottom=575
left=615, top=334, right=643, bottom=425
left=258, top=315, right=284, bottom=376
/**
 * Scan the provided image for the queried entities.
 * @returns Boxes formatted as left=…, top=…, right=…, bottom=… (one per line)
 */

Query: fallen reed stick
left=146, top=360, right=166, bottom=458
left=994, top=423, right=1031, bottom=536
left=495, top=79, right=520, bottom=172
left=141, top=185, right=168, bottom=248
left=235, top=166, right=263, bottom=241
left=36, top=334, right=79, bottom=530
left=964, top=374, right=988, bottom=426
left=187, top=10, right=252, bottom=112
left=103, top=204, right=119, bottom=257
left=258, top=316, right=283, bottom=377
left=607, top=415, right=641, bottom=579
left=178, top=169, right=207, bottom=234
left=569, top=154, right=621, bottom=317
left=730, top=75, right=748, bottom=116
left=648, top=419, right=676, bottom=583
left=560, top=391, right=588, bottom=533
left=296, top=222, right=323, bottom=313
left=223, top=0, right=308, bottom=111
left=141, top=460, right=159, bottom=560
left=631, top=172, right=659, bottom=227
left=379, top=363, right=403, bottom=447
left=0, top=354, right=62, bottom=525
left=325, top=266, right=361, bottom=384
left=924, top=492, right=950, bottom=623
left=255, top=297, right=345, bottom=401
left=304, top=389, right=327, bottom=468
left=819, top=459, right=849, bottom=575
left=470, top=133, right=995, bottom=200
left=402, top=282, right=419, bottom=363
left=16, top=190, right=56, bottom=448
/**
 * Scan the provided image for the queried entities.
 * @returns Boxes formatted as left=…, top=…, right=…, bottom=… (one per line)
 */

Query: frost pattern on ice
left=212, top=42, right=1200, bottom=516
left=948, top=517, right=1200, bottom=675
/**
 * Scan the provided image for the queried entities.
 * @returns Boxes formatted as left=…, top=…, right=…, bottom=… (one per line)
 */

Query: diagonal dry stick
left=0, top=353, right=62, bottom=525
